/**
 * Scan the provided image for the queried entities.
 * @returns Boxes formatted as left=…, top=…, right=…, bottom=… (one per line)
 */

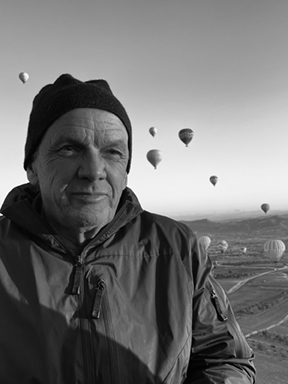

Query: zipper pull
left=92, top=279, right=106, bottom=319
left=71, top=256, right=83, bottom=295
left=209, top=285, right=228, bottom=322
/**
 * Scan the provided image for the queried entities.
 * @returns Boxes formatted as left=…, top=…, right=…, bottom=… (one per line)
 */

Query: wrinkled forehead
left=42, top=108, right=129, bottom=145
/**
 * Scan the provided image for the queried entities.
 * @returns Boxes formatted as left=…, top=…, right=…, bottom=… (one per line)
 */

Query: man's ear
left=26, top=162, right=39, bottom=187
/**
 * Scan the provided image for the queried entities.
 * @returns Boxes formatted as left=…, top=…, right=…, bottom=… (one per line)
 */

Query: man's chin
left=62, top=210, right=113, bottom=231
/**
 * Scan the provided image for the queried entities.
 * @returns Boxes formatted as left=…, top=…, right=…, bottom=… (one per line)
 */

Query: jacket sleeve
left=184, top=241, right=256, bottom=384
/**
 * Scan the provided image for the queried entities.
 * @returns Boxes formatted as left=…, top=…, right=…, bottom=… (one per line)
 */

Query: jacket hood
left=1, top=183, right=39, bottom=210
left=0, top=183, right=143, bottom=237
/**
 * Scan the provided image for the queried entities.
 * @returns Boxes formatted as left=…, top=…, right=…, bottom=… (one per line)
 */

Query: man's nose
left=77, top=150, right=106, bottom=181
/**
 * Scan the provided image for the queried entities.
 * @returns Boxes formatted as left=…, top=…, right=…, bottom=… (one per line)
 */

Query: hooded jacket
left=0, top=183, right=256, bottom=384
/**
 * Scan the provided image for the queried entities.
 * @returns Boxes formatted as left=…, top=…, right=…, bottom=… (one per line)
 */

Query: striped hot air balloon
left=178, top=128, right=194, bottom=147
left=264, top=240, right=285, bottom=262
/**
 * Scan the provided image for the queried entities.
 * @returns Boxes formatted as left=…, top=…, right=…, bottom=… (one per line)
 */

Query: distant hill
left=173, top=210, right=288, bottom=222
left=181, top=214, right=288, bottom=240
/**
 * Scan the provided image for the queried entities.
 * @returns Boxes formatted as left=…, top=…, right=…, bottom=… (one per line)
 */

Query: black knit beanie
left=24, top=74, right=132, bottom=173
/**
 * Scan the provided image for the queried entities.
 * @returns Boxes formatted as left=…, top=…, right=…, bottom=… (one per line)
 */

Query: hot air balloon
left=19, top=72, right=29, bottom=84
left=198, top=236, right=211, bottom=251
left=217, top=240, right=228, bottom=253
left=146, top=149, right=162, bottom=169
left=149, top=127, right=157, bottom=137
left=178, top=128, right=193, bottom=147
left=210, top=176, right=218, bottom=186
left=232, top=246, right=247, bottom=255
left=261, top=203, right=270, bottom=214
left=264, top=240, right=285, bottom=262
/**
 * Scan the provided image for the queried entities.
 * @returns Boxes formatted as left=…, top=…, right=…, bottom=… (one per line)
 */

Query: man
left=0, top=74, right=256, bottom=383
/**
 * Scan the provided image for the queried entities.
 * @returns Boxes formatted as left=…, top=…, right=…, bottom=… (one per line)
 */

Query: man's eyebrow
left=51, top=136, right=128, bottom=149
left=52, top=137, right=83, bottom=147
left=104, top=139, right=127, bottom=147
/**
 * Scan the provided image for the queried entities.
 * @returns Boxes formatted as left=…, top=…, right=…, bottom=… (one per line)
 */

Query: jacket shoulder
left=135, top=210, right=198, bottom=265
left=141, top=210, right=196, bottom=237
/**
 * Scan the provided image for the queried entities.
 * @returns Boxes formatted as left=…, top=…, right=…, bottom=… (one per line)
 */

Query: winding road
left=226, top=266, right=288, bottom=294
left=217, top=264, right=288, bottom=336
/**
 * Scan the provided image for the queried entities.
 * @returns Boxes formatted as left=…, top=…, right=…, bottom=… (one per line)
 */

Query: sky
left=1, top=0, right=288, bottom=219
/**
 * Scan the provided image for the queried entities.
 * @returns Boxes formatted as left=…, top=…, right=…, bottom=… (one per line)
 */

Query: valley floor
left=213, top=253, right=288, bottom=384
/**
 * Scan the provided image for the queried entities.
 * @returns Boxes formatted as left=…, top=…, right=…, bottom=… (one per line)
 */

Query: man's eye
left=108, top=149, right=122, bottom=155
left=58, top=145, right=78, bottom=155
left=104, top=148, right=124, bottom=157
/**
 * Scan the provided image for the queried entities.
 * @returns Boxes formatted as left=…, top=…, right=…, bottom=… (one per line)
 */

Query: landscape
left=181, top=213, right=288, bottom=384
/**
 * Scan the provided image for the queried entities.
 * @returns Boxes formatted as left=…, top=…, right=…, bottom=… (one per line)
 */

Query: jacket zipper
left=91, top=279, right=121, bottom=384
left=99, top=281, right=122, bottom=384
left=92, top=279, right=106, bottom=319
left=71, top=255, right=83, bottom=295
left=207, top=281, right=228, bottom=322
left=71, top=255, right=98, bottom=383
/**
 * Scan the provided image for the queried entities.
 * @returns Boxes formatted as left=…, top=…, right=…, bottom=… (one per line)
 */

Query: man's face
left=27, top=108, right=129, bottom=233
